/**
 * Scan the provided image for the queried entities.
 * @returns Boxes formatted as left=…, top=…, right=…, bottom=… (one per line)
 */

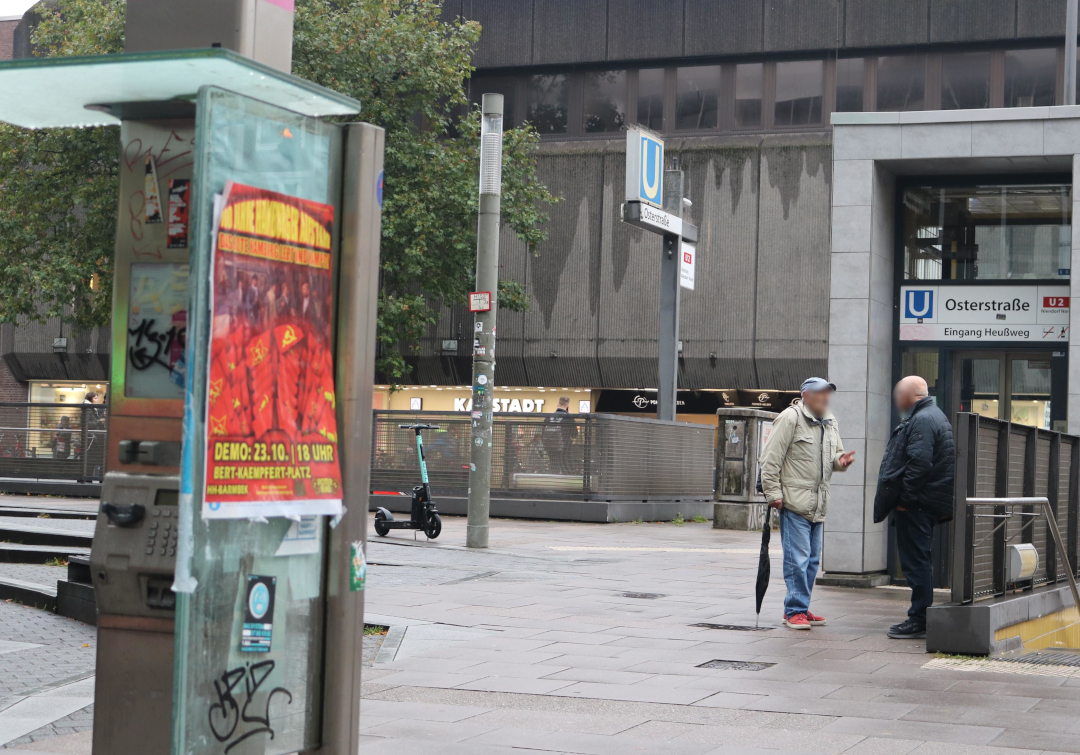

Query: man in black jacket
left=874, top=376, right=955, bottom=639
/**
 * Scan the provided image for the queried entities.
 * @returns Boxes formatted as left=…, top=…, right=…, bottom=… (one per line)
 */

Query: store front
left=28, top=380, right=109, bottom=405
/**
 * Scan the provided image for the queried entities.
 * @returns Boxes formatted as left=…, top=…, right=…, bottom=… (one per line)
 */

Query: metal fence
left=0, top=403, right=106, bottom=483
left=370, top=411, right=715, bottom=501
left=952, top=413, right=1080, bottom=604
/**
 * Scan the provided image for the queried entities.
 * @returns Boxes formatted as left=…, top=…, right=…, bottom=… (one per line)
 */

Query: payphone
left=0, top=12, right=382, bottom=754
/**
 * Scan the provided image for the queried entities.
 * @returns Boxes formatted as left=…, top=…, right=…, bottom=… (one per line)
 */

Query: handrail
left=966, top=497, right=1080, bottom=614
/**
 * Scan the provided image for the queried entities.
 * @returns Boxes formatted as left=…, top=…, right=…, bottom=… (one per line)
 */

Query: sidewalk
left=1, top=513, right=1079, bottom=754
left=362, top=516, right=1080, bottom=755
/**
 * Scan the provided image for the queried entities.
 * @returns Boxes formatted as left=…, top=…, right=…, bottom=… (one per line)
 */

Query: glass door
left=955, top=354, right=1004, bottom=420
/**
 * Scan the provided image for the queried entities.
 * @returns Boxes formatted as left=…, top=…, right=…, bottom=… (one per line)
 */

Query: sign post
left=620, top=129, right=699, bottom=421
left=466, top=94, right=504, bottom=549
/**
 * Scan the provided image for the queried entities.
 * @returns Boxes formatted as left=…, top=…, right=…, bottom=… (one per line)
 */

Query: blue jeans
left=779, top=507, right=823, bottom=617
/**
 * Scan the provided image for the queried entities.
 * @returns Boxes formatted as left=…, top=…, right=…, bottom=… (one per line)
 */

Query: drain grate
left=998, top=652, right=1080, bottom=667
left=619, top=592, right=666, bottom=599
left=691, top=623, right=772, bottom=632
left=697, top=659, right=776, bottom=671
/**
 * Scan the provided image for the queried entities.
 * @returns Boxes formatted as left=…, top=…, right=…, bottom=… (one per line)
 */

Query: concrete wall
left=462, top=0, right=1075, bottom=70
left=828, top=106, right=1080, bottom=576
left=394, top=133, right=834, bottom=389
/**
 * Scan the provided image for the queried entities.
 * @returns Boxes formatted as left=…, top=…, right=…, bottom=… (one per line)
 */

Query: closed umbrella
left=755, top=506, right=772, bottom=627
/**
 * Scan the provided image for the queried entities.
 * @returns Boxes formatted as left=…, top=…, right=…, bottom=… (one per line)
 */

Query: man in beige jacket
left=759, top=378, right=855, bottom=629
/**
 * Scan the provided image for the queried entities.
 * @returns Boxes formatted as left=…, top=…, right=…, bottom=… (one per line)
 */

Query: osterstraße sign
left=899, top=285, right=1070, bottom=342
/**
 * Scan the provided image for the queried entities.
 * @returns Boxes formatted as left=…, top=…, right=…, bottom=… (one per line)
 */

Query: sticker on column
left=349, top=541, right=366, bottom=592
left=477, top=375, right=488, bottom=385
left=144, top=154, right=163, bottom=224
left=241, top=575, right=276, bottom=652
left=167, top=178, right=190, bottom=248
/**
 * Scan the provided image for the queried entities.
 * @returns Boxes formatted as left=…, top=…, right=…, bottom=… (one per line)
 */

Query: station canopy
left=0, top=48, right=361, bottom=129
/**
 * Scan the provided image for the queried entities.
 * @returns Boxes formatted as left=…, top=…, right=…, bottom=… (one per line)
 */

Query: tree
left=0, top=0, right=556, bottom=380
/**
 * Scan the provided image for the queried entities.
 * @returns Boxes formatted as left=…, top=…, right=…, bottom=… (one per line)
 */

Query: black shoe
left=887, top=618, right=926, bottom=639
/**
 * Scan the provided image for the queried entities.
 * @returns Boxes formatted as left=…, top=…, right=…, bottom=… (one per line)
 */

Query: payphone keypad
left=91, top=473, right=181, bottom=619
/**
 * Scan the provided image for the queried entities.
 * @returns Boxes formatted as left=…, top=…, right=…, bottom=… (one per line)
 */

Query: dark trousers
left=895, top=507, right=936, bottom=623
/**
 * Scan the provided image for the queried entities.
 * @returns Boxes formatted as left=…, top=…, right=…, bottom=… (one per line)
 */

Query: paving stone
left=819, top=717, right=1004, bottom=745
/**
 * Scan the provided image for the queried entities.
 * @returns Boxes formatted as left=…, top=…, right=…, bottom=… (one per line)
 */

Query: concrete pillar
left=825, top=156, right=895, bottom=581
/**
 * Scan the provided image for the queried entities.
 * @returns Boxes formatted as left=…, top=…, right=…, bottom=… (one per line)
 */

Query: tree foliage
left=0, top=0, right=556, bottom=380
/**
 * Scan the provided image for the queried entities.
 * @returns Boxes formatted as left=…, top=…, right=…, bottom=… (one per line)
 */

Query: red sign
left=1044, top=296, right=1070, bottom=309
left=469, top=291, right=492, bottom=312
left=203, top=182, right=343, bottom=518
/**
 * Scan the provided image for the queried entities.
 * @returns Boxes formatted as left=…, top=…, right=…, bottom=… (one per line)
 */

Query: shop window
left=941, top=51, right=991, bottom=110
left=527, top=74, right=569, bottom=134
left=637, top=68, right=664, bottom=131
left=835, top=57, right=864, bottom=112
left=734, top=62, right=763, bottom=128
left=1005, top=48, right=1056, bottom=108
left=774, top=60, right=823, bottom=126
left=583, top=70, right=627, bottom=133
left=470, top=75, right=517, bottom=128
left=1011, top=358, right=1053, bottom=429
left=902, top=184, right=1072, bottom=281
left=676, top=65, right=720, bottom=130
left=876, top=55, right=925, bottom=112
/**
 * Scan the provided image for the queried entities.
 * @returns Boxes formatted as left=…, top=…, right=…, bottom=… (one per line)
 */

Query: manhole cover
left=998, top=652, right=1080, bottom=667
left=619, top=592, right=666, bottom=599
left=691, top=623, right=772, bottom=632
left=697, top=659, right=776, bottom=671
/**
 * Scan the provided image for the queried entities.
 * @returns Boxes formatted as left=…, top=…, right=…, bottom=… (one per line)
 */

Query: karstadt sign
left=899, top=285, right=1070, bottom=342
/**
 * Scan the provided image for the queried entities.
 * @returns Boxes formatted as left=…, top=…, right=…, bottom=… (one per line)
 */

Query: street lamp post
left=466, top=93, right=504, bottom=549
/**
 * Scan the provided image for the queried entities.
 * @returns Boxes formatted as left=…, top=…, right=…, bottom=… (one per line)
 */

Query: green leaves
left=0, top=0, right=557, bottom=379
left=0, top=0, right=124, bottom=331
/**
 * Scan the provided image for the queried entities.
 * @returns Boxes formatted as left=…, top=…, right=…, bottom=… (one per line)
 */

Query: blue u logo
left=639, top=136, right=662, bottom=204
left=905, top=290, right=933, bottom=319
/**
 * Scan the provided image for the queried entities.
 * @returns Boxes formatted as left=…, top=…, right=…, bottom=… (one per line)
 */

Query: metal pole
left=1067, top=0, right=1078, bottom=105
left=656, top=170, right=684, bottom=422
left=317, top=121, right=384, bottom=754
left=467, top=93, right=504, bottom=549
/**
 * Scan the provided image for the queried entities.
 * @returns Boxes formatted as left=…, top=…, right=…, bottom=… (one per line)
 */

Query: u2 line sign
left=899, top=285, right=1070, bottom=342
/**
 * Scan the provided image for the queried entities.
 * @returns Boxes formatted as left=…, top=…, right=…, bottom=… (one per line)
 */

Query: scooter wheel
left=424, top=513, right=442, bottom=540
left=374, top=509, right=391, bottom=537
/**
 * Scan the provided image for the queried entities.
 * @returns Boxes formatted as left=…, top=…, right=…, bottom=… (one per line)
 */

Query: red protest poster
left=202, top=181, right=342, bottom=519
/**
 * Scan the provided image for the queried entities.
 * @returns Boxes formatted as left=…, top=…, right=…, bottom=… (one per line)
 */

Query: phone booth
left=0, top=44, right=383, bottom=755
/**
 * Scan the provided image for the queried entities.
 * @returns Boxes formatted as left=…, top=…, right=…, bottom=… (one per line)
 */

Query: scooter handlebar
left=399, top=423, right=440, bottom=430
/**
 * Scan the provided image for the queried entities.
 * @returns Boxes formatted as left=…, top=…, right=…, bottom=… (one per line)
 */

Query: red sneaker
left=806, top=611, right=827, bottom=626
left=783, top=613, right=811, bottom=630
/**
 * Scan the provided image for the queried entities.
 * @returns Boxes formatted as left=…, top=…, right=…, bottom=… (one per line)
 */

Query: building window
left=527, top=74, right=569, bottom=134
left=774, top=60, right=823, bottom=126
left=470, top=75, right=517, bottom=128
left=902, top=184, right=1072, bottom=281
left=1005, top=48, right=1056, bottom=108
left=637, top=68, right=665, bottom=131
left=583, top=70, right=627, bottom=133
left=676, top=65, right=720, bottom=130
left=734, top=62, right=763, bottom=128
left=835, top=57, right=864, bottom=112
left=941, top=51, right=991, bottom=110
left=876, top=55, right=925, bottom=111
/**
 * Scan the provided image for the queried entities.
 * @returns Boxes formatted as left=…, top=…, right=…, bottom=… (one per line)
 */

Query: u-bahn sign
left=899, top=284, right=1070, bottom=342
left=626, top=128, right=664, bottom=208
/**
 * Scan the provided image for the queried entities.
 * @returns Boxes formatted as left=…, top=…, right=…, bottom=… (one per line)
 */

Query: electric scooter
left=373, top=424, right=443, bottom=539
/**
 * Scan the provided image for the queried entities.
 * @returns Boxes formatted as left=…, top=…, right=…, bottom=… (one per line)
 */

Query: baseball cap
left=801, top=377, right=837, bottom=393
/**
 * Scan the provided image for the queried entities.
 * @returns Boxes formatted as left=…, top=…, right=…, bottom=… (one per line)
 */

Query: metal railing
left=952, top=413, right=1080, bottom=604
left=0, top=402, right=106, bottom=483
left=370, top=410, right=715, bottom=501
left=955, top=497, right=1080, bottom=610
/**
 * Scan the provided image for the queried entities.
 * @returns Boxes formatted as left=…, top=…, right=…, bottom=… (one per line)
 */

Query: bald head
left=894, top=376, right=929, bottom=414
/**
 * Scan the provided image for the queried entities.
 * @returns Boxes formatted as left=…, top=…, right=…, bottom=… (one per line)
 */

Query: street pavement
left=2, top=511, right=1080, bottom=754
left=362, top=516, right=1080, bottom=755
